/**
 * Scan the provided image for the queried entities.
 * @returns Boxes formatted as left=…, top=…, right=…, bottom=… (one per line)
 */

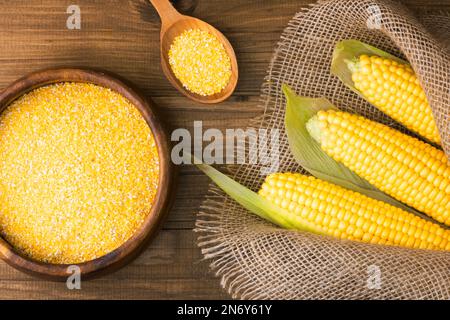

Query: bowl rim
left=0, top=67, right=176, bottom=281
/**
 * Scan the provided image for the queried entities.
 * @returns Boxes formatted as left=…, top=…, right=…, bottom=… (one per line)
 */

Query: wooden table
left=0, top=0, right=448, bottom=300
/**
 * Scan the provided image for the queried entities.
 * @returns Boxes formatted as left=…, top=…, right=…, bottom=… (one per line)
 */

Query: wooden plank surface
left=0, top=0, right=448, bottom=299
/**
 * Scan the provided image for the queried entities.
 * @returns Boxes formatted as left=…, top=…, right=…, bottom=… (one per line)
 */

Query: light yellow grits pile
left=0, top=82, right=159, bottom=264
left=168, top=29, right=232, bottom=96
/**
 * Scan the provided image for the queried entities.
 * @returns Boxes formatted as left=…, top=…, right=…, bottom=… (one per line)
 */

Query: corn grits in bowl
left=0, top=69, right=174, bottom=280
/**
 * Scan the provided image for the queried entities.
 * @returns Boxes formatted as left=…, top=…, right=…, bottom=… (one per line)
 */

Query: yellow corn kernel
left=258, top=173, right=450, bottom=250
left=349, top=55, right=440, bottom=144
left=308, top=110, right=450, bottom=226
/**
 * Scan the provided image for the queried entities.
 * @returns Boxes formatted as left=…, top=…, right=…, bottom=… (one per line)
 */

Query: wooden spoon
left=150, top=0, right=238, bottom=104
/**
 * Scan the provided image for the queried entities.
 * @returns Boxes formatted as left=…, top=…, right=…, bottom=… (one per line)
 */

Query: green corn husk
left=195, top=162, right=324, bottom=234
left=282, top=84, right=424, bottom=217
left=330, top=39, right=407, bottom=97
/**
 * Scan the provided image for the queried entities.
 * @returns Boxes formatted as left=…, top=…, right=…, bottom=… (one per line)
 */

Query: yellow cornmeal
left=0, top=83, right=159, bottom=264
left=168, top=29, right=232, bottom=96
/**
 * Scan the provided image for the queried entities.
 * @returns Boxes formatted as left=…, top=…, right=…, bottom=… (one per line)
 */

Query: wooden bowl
left=0, top=68, right=176, bottom=281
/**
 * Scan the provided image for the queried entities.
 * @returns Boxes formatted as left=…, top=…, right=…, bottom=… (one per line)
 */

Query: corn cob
left=348, top=55, right=440, bottom=144
left=307, top=110, right=450, bottom=226
left=259, top=173, right=450, bottom=250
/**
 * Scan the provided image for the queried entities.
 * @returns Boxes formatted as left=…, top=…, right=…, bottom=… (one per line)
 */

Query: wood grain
left=0, top=0, right=448, bottom=299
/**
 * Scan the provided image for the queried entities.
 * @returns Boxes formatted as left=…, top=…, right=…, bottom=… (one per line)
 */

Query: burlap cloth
left=196, top=0, right=450, bottom=300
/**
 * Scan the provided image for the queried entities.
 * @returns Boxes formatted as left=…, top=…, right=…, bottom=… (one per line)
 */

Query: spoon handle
left=149, top=0, right=182, bottom=28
